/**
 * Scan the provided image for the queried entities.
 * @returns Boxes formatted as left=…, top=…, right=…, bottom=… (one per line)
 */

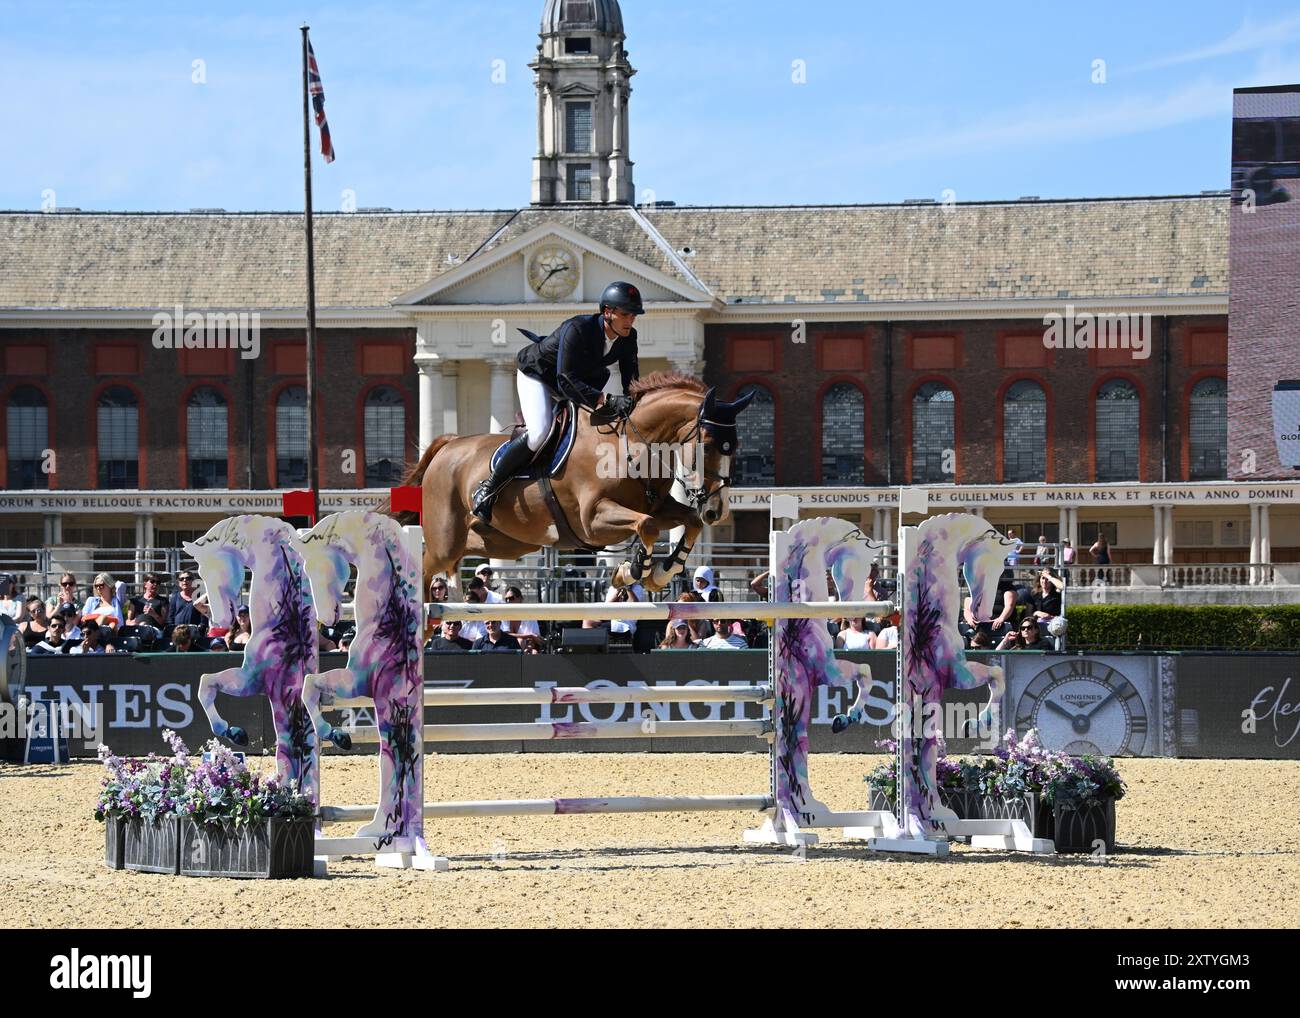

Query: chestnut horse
left=397, top=373, right=754, bottom=596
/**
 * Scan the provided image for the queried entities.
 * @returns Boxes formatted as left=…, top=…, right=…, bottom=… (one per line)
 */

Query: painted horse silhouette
left=300, top=511, right=424, bottom=851
left=185, top=516, right=319, bottom=808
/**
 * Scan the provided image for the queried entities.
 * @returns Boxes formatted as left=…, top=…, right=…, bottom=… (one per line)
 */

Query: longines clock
left=1013, top=658, right=1149, bottom=756
left=527, top=244, right=580, bottom=301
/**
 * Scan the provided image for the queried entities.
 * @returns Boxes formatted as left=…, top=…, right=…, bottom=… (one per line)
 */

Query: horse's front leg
left=197, top=667, right=257, bottom=746
left=644, top=500, right=702, bottom=593
left=831, top=659, right=875, bottom=734
left=587, top=498, right=660, bottom=589
left=946, top=659, right=1006, bottom=735
left=303, top=665, right=369, bottom=750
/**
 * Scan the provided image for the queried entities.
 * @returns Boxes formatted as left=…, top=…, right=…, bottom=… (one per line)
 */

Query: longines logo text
left=50, top=950, right=151, bottom=998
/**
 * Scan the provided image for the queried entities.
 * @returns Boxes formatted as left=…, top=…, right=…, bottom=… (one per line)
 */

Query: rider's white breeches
left=516, top=371, right=553, bottom=452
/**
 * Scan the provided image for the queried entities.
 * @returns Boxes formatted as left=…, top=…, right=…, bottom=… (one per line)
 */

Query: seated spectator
left=230, top=606, right=252, bottom=649
left=835, top=615, right=874, bottom=650
left=459, top=586, right=488, bottom=644
left=698, top=618, right=749, bottom=650
left=969, top=628, right=994, bottom=649
left=1027, top=570, right=1064, bottom=623
left=658, top=619, right=698, bottom=649
left=742, top=619, right=769, bottom=650
left=692, top=566, right=724, bottom=602
left=867, top=562, right=889, bottom=604
left=46, top=572, right=81, bottom=619
left=501, top=586, right=542, bottom=654
left=171, top=624, right=202, bottom=653
left=676, top=591, right=711, bottom=643
left=428, top=577, right=451, bottom=603
left=18, top=596, right=51, bottom=649
left=0, top=574, right=26, bottom=621
left=586, top=585, right=639, bottom=636
left=32, top=612, right=71, bottom=654
left=472, top=619, right=520, bottom=652
left=474, top=564, right=504, bottom=603
left=428, top=619, right=473, bottom=652
left=997, top=618, right=1048, bottom=651
left=53, top=602, right=81, bottom=641
left=119, top=597, right=163, bottom=651
left=140, top=573, right=168, bottom=630
left=168, top=570, right=210, bottom=638
left=873, top=614, right=899, bottom=650
left=69, top=619, right=114, bottom=655
left=79, top=573, right=124, bottom=639
left=317, top=624, right=338, bottom=653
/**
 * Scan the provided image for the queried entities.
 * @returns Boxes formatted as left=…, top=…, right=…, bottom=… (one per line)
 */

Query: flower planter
left=867, top=787, right=980, bottom=819
left=179, top=817, right=315, bottom=879
left=104, top=816, right=125, bottom=870
left=122, top=816, right=180, bottom=874
left=1052, top=797, right=1117, bottom=854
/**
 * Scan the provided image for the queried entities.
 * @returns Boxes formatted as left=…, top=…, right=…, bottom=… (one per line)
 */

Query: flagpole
left=300, top=23, right=319, bottom=519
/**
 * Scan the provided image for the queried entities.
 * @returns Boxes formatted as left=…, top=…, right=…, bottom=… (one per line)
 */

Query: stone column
left=1260, top=504, right=1272, bottom=583
left=417, top=360, right=442, bottom=451
left=488, top=359, right=517, bottom=435
left=1161, top=506, right=1175, bottom=568
left=1058, top=507, right=1069, bottom=552
left=1249, top=504, right=1262, bottom=584
left=1152, top=506, right=1165, bottom=566
left=441, top=361, right=460, bottom=437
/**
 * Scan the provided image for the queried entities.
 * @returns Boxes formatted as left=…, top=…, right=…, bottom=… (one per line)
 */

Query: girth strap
left=539, top=477, right=604, bottom=552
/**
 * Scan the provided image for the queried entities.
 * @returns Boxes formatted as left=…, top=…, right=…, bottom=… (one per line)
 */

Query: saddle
left=488, top=401, right=577, bottom=481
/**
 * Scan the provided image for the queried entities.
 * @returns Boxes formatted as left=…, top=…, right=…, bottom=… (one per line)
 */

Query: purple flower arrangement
left=866, top=729, right=1126, bottom=808
left=94, top=730, right=315, bottom=828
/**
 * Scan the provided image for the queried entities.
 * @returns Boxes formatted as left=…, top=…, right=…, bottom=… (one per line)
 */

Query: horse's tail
left=390, top=435, right=457, bottom=525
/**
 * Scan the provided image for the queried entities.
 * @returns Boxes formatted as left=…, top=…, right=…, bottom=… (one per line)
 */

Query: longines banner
left=1229, top=85, right=1300, bottom=481
left=12, top=651, right=1299, bottom=760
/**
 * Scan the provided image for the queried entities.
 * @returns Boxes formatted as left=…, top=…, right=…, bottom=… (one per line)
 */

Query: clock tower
left=531, top=0, right=635, bottom=205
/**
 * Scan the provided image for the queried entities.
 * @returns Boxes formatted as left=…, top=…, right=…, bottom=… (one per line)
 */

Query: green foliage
left=1065, top=604, right=1300, bottom=651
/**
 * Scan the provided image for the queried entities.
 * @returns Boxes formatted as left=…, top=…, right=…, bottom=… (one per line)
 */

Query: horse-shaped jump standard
left=398, top=373, right=753, bottom=596
left=185, top=516, right=319, bottom=809
left=744, top=516, right=887, bottom=847
left=300, top=511, right=433, bottom=866
left=897, top=512, right=1016, bottom=839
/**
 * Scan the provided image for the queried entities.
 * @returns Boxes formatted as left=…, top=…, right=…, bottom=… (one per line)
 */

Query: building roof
left=0, top=195, right=1228, bottom=312
left=541, top=0, right=624, bottom=35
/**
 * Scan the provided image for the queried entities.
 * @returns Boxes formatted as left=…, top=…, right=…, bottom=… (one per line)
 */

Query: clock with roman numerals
left=1013, top=659, right=1148, bottom=756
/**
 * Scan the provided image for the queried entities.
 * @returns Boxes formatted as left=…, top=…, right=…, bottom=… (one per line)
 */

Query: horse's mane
left=629, top=371, right=708, bottom=397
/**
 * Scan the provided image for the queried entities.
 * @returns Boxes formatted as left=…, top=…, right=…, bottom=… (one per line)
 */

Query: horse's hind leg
left=198, top=667, right=256, bottom=745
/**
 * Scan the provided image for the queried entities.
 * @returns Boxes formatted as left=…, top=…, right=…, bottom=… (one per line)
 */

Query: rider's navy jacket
left=516, top=312, right=639, bottom=410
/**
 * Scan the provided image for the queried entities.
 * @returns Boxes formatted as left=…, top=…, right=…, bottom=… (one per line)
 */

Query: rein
left=598, top=397, right=729, bottom=514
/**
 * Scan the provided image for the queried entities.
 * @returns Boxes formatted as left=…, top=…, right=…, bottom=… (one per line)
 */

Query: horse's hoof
left=831, top=714, right=851, bottom=734
left=330, top=728, right=353, bottom=751
left=226, top=726, right=249, bottom=746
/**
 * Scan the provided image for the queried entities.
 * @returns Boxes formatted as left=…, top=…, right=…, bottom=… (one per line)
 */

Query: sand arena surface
left=2, top=753, right=1297, bottom=929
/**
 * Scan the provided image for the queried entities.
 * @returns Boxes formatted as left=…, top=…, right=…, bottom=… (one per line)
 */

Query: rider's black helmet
left=599, top=281, right=645, bottom=316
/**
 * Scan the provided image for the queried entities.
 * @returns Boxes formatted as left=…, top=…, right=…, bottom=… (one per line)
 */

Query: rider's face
left=605, top=308, right=636, bottom=337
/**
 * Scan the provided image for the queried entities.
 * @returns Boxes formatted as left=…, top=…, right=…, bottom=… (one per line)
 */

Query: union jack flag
left=307, top=37, right=335, bottom=163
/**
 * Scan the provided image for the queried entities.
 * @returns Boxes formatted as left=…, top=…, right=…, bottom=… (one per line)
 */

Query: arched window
left=6, top=386, right=49, bottom=490
left=1095, top=379, right=1139, bottom=481
left=364, top=386, right=406, bottom=487
left=1003, top=380, right=1047, bottom=482
left=821, top=383, right=864, bottom=483
left=275, top=385, right=308, bottom=487
left=733, top=384, right=775, bottom=486
left=97, top=386, right=139, bottom=488
left=912, top=383, right=954, bottom=483
left=187, top=387, right=228, bottom=489
left=1188, top=377, right=1227, bottom=480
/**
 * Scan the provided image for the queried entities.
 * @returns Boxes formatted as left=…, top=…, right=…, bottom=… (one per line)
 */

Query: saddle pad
left=489, top=403, right=577, bottom=480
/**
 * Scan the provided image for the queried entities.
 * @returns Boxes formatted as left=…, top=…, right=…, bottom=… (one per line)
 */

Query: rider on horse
left=471, top=281, right=645, bottom=523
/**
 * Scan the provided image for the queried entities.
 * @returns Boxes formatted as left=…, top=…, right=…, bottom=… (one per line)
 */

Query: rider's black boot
left=472, top=432, right=534, bottom=523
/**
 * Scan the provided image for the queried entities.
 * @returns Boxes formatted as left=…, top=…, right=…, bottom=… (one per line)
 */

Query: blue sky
left=3, top=0, right=1300, bottom=211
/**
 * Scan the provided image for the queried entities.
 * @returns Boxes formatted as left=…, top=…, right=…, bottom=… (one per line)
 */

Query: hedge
left=1063, top=604, right=1300, bottom=651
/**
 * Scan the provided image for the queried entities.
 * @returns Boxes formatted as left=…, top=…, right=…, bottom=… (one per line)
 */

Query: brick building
left=2, top=0, right=1296, bottom=570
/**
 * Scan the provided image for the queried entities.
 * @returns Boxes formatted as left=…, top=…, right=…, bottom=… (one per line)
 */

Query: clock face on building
left=527, top=245, right=580, bottom=300
left=1013, top=659, right=1149, bottom=756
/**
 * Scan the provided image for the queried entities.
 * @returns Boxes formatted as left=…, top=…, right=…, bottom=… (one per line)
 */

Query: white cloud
left=1132, top=13, right=1300, bottom=73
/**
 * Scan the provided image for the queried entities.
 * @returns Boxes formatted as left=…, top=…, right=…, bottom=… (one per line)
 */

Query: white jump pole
left=321, top=794, right=773, bottom=823
left=343, top=719, right=771, bottom=743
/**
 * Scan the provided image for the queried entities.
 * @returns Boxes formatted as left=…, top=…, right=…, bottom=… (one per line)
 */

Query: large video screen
left=1229, top=85, right=1300, bottom=480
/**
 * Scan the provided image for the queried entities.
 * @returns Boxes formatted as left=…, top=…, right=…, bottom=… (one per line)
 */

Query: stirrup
left=471, top=481, right=495, bottom=521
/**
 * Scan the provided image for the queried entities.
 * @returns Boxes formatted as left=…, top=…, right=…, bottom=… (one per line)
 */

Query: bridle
left=600, top=400, right=734, bottom=514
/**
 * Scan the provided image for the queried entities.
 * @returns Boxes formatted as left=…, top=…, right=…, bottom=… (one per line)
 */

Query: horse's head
left=962, top=526, right=1018, bottom=622
left=182, top=535, right=244, bottom=632
left=300, top=529, right=350, bottom=629
left=693, top=387, right=755, bottom=525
